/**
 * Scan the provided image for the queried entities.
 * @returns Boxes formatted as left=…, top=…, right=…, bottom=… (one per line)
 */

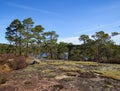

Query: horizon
left=0, top=0, right=120, bottom=44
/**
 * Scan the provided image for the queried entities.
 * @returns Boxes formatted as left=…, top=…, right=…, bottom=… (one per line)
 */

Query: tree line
left=78, top=31, right=120, bottom=63
left=5, top=18, right=58, bottom=58
left=0, top=17, right=120, bottom=63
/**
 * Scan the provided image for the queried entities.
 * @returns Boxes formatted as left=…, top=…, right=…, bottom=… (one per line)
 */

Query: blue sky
left=0, top=0, right=120, bottom=44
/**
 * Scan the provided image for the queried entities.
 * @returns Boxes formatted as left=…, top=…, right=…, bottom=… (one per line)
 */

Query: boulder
left=25, top=57, right=41, bottom=65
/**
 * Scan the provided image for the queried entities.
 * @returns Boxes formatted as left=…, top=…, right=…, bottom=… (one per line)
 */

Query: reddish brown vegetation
left=0, top=54, right=14, bottom=65
left=0, top=54, right=27, bottom=70
left=7, top=56, right=27, bottom=70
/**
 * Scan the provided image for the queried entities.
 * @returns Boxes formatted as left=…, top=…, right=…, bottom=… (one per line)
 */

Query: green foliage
left=77, top=31, right=120, bottom=63
left=79, top=34, right=89, bottom=44
left=4, top=18, right=59, bottom=57
left=2, top=17, right=120, bottom=64
left=57, top=42, right=68, bottom=59
left=42, top=31, right=59, bottom=59
left=5, top=19, right=23, bottom=55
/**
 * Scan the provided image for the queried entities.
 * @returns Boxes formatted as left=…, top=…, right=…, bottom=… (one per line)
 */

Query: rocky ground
left=0, top=61, right=120, bottom=91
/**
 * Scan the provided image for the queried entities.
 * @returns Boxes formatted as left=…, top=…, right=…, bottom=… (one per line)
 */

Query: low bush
left=0, top=54, right=27, bottom=70
left=7, top=56, right=27, bottom=70
left=0, top=54, right=14, bottom=65
left=15, top=56, right=27, bottom=69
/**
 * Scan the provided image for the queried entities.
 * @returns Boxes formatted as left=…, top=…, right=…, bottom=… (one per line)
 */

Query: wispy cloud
left=58, top=21, right=120, bottom=45
left=5, top=2, right=59, bottom=15
left=92, top=2, right=120, bottom=13
left=58, top=34, right=120, bottom=45
left=74, top=21, right=120, bottom=35
left=58, top=36, right=80, bottom=44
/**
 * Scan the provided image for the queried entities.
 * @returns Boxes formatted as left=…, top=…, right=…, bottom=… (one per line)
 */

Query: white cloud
left=112, top=35, right=120, bottom=45
left=58, top=34, right=120, bottom=45
left=74, top=21, right=120, bottom=35
left=58, top=36, right=80, bottom=44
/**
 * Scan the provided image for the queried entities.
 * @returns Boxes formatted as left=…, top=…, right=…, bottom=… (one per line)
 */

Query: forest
left=0, top=17, right=120, bottom=63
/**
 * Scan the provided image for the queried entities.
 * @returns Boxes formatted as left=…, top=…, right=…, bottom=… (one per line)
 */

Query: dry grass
left=0, top=64, right=11, bottom=73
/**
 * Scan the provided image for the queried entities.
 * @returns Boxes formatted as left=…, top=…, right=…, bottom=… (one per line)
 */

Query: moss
left=49, top=61, right=64, bottom=65
left=92, top=70, right=120, bottom=80
left=39, top=62, right=48, bottom=66
left=49, top=61, right=79, bottom=66
left=77, top=69, right=87, bottom=73
left=75, top=61, right=98, bottom=66
left=104, top=81, right=114, bottom=88
left=58, top=65, right=80, bottom=72
left=42, top=69, right=54, bottom=74
left=24, top=66, right=37, bottom=72
left=0, top=76, right=6, bottom=85
left=63, top=61, right=78, bottom=66
left=45, top=72, right=57, bottom=78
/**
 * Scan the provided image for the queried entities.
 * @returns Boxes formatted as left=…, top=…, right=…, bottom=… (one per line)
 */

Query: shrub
left=15, top=56, right=27, bottom=69
left=0, top=54, right=14, bottom=65
left=7, top=56, right=27, bottom=70
left=0, top=54, right=27, bottom=70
